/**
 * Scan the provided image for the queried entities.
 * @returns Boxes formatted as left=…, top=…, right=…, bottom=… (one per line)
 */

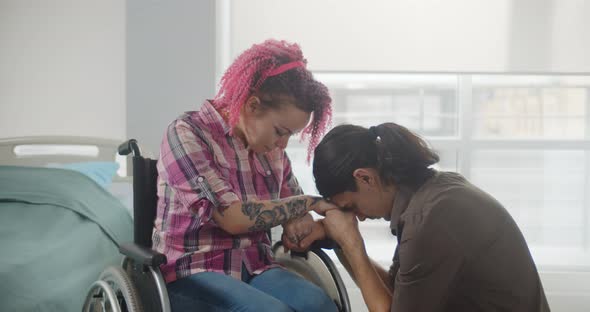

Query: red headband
left=267, top=61, right=306, bottom=77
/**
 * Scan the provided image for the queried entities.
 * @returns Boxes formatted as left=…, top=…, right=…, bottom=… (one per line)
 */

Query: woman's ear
left=244, top=96, right=262, bottom=116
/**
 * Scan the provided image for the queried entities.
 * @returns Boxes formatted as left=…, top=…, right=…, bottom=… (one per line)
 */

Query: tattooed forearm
left=245, top=197, right=310, bottom=232
left=249, top=210, right=276, bottom=231
left=242, top=202, right=264, bottom=220
left=285, top=199, right=308, bottom=218
left=274, top=204, right=288, bottom=224
left=248, top=205, right=288, bottom=231
left=215, top=196, right=320, bottom=234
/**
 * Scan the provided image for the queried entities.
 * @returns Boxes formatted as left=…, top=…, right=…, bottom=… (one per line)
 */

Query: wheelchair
left=82, top=139, right=351, bottom=312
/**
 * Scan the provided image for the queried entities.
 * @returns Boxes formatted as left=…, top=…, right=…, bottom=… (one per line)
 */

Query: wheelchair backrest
left=132, top=156, right=158, bottom=248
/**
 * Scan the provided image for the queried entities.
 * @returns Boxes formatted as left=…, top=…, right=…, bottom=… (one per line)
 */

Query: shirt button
left=197, top=176, right=204, bottom=182
left=265, top=170, right=271, bottom=176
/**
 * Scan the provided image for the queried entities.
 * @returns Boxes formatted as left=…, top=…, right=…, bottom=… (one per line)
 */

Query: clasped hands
left=282, top=201, right=362, bottom=252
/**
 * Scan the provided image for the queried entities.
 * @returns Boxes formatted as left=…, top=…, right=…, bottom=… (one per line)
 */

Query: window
left=286, top=73, right=590, bottom=268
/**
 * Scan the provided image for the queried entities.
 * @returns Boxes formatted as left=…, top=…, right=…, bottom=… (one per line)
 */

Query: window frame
left=286, top=73, right=590, bottom=269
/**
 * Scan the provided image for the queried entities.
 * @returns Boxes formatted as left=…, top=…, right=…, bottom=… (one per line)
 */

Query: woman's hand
left=322, top=209, right=363, bottom=251
left=282, top=213, right=326, bottom=252
left=307, top=196, right=339, bottom=215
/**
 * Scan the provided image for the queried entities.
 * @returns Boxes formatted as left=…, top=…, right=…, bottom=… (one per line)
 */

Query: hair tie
left=368, top=126, right=381, bottom=142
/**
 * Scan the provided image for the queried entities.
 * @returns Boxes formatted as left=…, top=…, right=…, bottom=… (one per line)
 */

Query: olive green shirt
left=389, top=171, right=550, bottom=312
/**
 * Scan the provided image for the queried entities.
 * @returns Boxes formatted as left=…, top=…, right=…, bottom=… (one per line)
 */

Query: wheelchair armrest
left=119, top=242, right=167, bottom=267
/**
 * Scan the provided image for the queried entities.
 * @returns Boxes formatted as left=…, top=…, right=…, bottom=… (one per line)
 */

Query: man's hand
left=282, top=213, right=326, bottom=252
left=322, top=210, right=363, bottom=251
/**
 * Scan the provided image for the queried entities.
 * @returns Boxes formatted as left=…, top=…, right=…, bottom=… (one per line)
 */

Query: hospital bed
left=0, top=136, right=134, bottom=312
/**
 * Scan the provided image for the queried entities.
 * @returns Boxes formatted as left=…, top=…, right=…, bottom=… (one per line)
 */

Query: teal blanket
left=0, top=166, right=133, bottom=312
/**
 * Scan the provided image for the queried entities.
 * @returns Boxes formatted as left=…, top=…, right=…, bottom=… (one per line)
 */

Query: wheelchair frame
left=83, top=139, right=350, bottom=312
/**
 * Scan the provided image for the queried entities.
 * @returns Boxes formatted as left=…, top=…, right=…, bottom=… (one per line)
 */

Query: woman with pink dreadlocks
left=152, top=39, right=338, bottom=311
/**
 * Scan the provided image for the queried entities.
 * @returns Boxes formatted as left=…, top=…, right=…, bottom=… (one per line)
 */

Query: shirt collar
left=388, top=171, right=442, bottom=235
left=198, top=100, right=232, bottom=136
left=389, top=186, right=413, bottom=235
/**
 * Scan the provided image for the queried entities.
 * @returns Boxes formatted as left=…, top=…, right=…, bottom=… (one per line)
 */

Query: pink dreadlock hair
left=212, top=39, right=332, bottom=162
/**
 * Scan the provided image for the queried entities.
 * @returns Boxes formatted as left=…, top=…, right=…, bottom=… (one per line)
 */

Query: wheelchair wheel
left=272, top=243, right=351, bottom=312
left=82, top=266, right=142, bottom=312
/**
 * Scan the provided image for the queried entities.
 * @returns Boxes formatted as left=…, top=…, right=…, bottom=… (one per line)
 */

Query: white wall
left=231, top=0, right=590, bottom=74
left=0, top=0, right=217, bottom=156
left=126, top=0, right=217, bottom=157
left=547, top=0, right=590, bottom=72
left=0, top=0, right=126, bottom=139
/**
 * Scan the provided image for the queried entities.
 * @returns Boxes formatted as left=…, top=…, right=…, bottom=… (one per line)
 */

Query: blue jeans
left=167, top=266, right=338, bottom=312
